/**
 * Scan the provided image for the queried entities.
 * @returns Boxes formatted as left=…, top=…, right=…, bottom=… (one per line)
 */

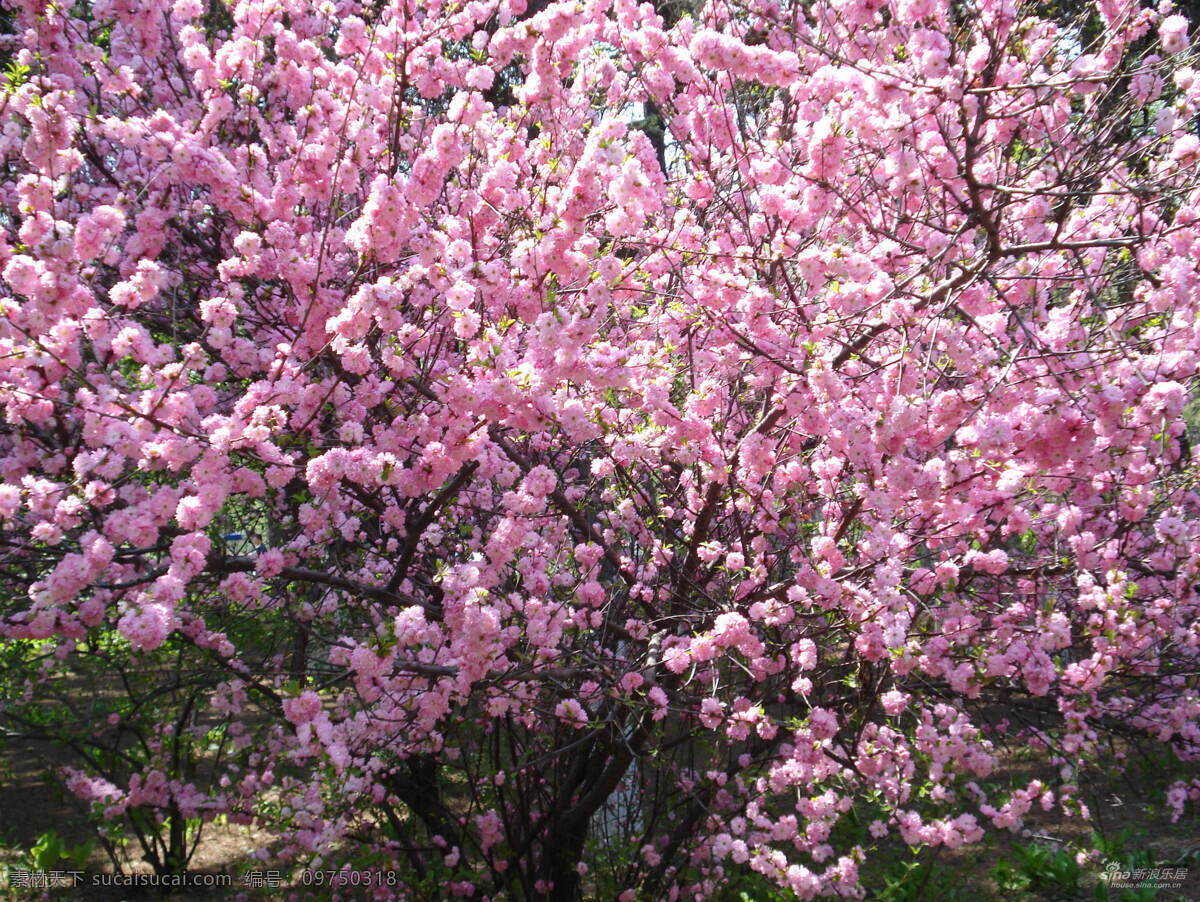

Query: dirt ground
left=0, top=736, right=277, bottom=900
left=2, top=731, right=1198, bottom=901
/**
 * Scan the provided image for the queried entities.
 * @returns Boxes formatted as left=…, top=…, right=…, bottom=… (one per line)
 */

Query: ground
left=0, top=733, right=1197, bottom=901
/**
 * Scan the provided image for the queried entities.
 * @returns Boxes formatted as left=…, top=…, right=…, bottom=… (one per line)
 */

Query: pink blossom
left=283, top=691, right=323, bottom=726
left=1161, top=15, right=1190, bottom=54
left=555, top=698, right=589, bottom=728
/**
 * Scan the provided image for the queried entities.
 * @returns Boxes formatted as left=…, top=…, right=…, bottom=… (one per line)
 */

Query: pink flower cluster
left=1, top=0, right=1198, bottom=898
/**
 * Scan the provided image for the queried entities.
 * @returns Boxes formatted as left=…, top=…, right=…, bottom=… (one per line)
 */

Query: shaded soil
left=2, top=730, right=1198, bottom=900
left=0, top=737, right=279, bottom=900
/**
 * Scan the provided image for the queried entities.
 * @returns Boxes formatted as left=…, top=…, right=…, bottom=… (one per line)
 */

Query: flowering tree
left=2, top=0, right=1200, bottom=897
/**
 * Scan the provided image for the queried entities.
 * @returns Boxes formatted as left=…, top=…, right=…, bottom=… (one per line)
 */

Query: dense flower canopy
left=1, top=0, right=1200, bottom=897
